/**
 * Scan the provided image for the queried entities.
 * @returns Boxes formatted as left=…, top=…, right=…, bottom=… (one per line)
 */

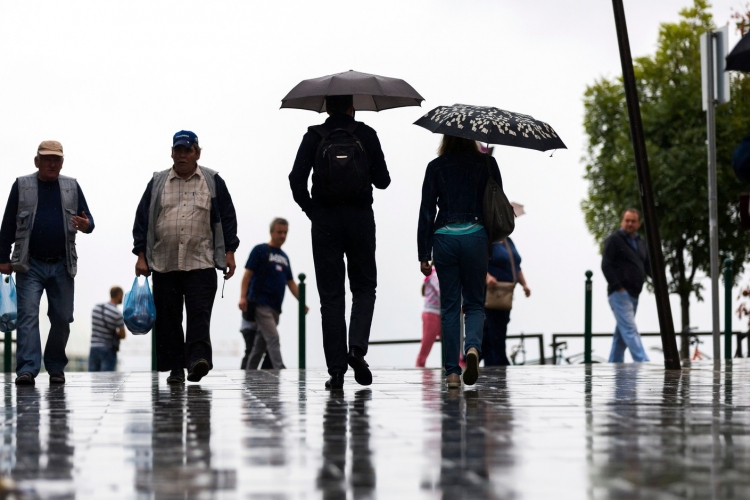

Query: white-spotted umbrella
left=414, top=104, right=566, bottom=152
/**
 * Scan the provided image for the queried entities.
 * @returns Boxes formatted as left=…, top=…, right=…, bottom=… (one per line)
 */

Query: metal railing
left=551, top=331, right=745, bottom=365
left=369, top=333, right=546, bottom=365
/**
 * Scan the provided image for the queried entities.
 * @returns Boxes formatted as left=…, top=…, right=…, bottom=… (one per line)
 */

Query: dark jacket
left=417, top=152, right=503, bottom=262
left=132, top=169, right=239, bottom=268
left=601, top=229, right=651, bottom=297
left=288, top=113, right=390, bottom=217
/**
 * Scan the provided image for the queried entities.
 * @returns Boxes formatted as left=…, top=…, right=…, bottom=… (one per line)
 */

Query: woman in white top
left=416, top=267, right=440, bottom=367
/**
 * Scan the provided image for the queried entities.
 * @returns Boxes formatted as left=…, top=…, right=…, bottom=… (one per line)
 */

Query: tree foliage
left=582, top=0, right=750, bottom=328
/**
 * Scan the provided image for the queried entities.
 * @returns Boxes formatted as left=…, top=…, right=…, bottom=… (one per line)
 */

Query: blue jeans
left=608, top=290, right=649, bottom=362
left=89, top=346, right=117, bottom=371
left=433, top=230, right=488, bottom=377
left=16, top=258, right=75, bottom=376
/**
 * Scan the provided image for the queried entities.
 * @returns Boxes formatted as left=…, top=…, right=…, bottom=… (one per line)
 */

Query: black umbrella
left=414, top=104, right=566, bottom=152
left=281, top=70, right=424, bottom=112
left=727, top=30, right=750, bottom=72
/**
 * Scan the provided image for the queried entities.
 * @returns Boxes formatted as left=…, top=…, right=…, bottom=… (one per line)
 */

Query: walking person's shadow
left=317, top=390, right=376, bottom=499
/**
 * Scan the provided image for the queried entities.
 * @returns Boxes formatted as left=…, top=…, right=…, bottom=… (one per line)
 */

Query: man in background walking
left=89, top=286, right=126, bottom=372
left=0, top=140, right=95, bottom=385
left=238, top=218, right=307, bottom=370
left=602, top=208, right=651, bottom=363
left=289, top=94, right=390, bottom=389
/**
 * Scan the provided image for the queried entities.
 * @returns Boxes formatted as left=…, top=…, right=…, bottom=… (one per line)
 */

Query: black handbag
left=242, top=246, right=270, bottom=322
left=482, top=154, right=515, bottom=245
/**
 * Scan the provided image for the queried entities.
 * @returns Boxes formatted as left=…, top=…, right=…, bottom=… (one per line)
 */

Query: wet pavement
left=0, top=361, right=749, bottom=499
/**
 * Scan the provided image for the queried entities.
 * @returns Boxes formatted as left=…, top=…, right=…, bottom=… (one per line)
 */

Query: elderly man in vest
left=132, top=130, right=239, bottom=384
left=0, top=141, right=95, bottom=385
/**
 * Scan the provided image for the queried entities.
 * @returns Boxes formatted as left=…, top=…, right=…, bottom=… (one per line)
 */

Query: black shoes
left=347, top=349, right=372, bottom=386
left=187, top=359, right=210, bottom=382
left=15, top=372, right=35, bottom=386
left=49, top=372, right=65, bottom=384
left=167, top=369, right=185, bottom=384
left=325, top=372, right=345, bottom=390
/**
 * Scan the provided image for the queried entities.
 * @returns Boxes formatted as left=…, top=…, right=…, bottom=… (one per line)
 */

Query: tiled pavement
left=1, top=361, right=749, bottom=499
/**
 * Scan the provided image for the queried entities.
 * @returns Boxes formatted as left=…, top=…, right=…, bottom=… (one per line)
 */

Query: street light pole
left=611, top=0, right=681, bottom=369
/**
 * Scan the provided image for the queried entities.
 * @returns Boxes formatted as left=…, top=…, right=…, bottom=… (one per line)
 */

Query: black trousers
left=152, top=268, right=217, bottom=372
left=311, top=206, right=377, bottom=375
left=482, top=308, right=511, bottom=366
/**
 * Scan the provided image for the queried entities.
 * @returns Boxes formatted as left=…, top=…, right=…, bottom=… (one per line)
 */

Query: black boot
left=325, top=372, right=345, bottom=390
left=347, top=348, right=372, bottom=386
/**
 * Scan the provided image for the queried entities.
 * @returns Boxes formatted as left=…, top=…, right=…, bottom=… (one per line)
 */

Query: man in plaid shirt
left=132, top=131, right=239, bottom=384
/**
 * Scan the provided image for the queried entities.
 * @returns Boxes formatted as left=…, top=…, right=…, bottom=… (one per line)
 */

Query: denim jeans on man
left=433, top=229, right=488, bottom=377
left=608, top=290, right=649, bottom=362
left=16, top=258, right=74, bottom=376
left=89, top=346, right=117, bottom=371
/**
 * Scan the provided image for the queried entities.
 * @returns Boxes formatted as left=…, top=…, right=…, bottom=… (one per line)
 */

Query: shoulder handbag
left=485, top=240, right=517, bottom=311
left=482, top=154, right=515, bottom=245
left=242, top=246, right=270, bottom=322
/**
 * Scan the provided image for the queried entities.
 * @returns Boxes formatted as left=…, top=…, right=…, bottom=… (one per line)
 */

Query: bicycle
left=552, top=341, right=606, bottom=364
left=509, top=336, right=526, bottom=365
left=689, top=334, right=711, bottom=361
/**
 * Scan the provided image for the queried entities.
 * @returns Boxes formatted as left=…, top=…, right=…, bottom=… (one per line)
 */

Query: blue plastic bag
left=0, top=276, right=17, bottom=333
left=123, top=276, right=156, bottom=334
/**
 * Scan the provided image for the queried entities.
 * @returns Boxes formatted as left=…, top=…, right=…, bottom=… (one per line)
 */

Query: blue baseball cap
left=173, top=130, right=198, bottom=148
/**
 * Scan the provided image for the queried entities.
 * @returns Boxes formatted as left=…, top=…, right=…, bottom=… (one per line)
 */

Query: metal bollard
left=584, top=270, right=593, bottom=364
left=298, top=273, right=306, bottom=369
left=724, top=258, right=733, bottom=360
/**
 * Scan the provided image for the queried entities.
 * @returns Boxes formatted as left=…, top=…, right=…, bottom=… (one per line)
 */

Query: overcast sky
left=0, top=0, right=745, bottom=370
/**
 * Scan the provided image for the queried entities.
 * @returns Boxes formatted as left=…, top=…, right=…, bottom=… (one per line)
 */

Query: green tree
left=582, top=0, right=750, bottom=355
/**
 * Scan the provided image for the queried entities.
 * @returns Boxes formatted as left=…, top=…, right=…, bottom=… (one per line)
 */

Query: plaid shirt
left=151, top=167, right=214, bottom=272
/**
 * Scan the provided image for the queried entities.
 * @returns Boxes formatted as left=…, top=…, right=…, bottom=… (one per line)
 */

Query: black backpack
left=309, top=122, right=371, bottom=201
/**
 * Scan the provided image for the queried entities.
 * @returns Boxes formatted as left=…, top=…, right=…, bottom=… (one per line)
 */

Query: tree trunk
left=679, top=291, right=691, bottom=359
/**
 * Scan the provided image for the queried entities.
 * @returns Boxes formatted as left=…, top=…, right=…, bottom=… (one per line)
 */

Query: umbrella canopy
left=727, top=30, right=750, bottom=72
left=281, top=70, right=424, bottom=112
left=414, top=104, right=566, bottom=152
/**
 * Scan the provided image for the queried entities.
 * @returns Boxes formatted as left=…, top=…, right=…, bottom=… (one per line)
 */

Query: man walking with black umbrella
left=289, top=94, right=390, bottom=390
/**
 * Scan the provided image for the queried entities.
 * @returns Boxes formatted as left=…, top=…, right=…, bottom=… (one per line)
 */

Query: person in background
left=416, top=266, right=441, bottom=367
left=0, top=140, right=95, bottom=386
left=238, top=218, right=307, bottom=370
left=601, top=208, right=651, bottom=363
left=89, top=286, right=126, bottom=372
left=483, top=238, right=531, bottom=366
left=417, top=135, right=503, bottom=388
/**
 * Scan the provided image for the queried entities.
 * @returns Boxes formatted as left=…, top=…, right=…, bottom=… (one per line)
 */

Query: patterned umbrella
left=414, top=104, right=566, bottom=152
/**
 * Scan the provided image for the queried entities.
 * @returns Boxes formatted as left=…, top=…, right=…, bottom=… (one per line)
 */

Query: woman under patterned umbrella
left=414, top=104, right=566, bottom=152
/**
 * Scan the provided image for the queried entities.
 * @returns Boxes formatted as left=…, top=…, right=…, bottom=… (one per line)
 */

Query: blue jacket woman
left=483, top=238, right=531, bottom=365
left=417, top=135, right=503, bottom=388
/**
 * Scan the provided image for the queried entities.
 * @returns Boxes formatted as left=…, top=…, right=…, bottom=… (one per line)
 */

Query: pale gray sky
left=0, top=0, right=744, bottom=369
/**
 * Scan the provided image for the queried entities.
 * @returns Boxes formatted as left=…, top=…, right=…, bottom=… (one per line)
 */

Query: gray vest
left=146, top=166, right=227, bottom=270
left=11, top=173, right=79, bottom=277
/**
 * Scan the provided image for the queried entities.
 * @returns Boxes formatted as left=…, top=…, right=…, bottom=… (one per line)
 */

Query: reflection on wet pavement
left=0, top=362, right=749, bottom=498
